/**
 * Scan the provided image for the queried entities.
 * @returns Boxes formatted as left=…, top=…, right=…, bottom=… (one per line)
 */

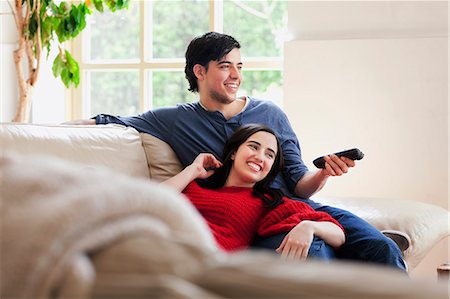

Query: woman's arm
left=276, top=220, right=345, bottom=261
left=257, top=199, right=345, bottom=261
left=161, top=153, right=222, bottom=192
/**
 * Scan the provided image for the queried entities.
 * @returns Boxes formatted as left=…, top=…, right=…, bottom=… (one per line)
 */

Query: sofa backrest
left=1, top=123, right=150, bottom=179
left=139, top=133, right=183, bottom=182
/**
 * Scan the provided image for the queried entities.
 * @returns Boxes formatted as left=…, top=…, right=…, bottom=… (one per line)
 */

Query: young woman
left=162, top=124, right=345, bottom=261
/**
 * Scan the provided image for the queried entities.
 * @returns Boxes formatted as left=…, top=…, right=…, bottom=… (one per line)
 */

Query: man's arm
left=62, top=119, right=96, bottom=125
left=294, top=155, right=355, bottom=198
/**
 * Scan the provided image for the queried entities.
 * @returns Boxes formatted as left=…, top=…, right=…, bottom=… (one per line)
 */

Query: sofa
left=1, top=123, right=449, bottom=299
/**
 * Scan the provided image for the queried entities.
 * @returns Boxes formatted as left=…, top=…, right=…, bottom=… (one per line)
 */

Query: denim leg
left=316, top=205, right=407, bottom=272
left=308, top=237, right=336, bottom=261
left=252, top=232, right=286, bottom=251
left=252, top=235, right=336, bottom=261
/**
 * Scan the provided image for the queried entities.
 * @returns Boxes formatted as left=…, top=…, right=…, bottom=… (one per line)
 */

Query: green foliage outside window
left=224, top=1, right=287, bottom=57
left=90, top=71, right=139, bottom=116
left=86, top=0, right=287, bottom=115
left=152, top=0, right=209, bottom=59
left=89, top=1, right=140, bottom=61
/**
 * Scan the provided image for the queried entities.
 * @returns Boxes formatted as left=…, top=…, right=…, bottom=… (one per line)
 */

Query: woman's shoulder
left=184, top=181, right=253, bottom=195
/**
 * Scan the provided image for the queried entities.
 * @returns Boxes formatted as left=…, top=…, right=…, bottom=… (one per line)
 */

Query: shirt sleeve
left=93, top=106, right=179, bottom=143
left=268, top=103, right=309, bottom=192
left=257, top=198, right=344, bottom=237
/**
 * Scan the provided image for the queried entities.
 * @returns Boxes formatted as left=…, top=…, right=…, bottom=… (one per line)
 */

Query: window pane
left=150, top=0, right=209, bottom=59
left=239, top=70, right=283, bottom=106
left=87, top=1, right=140, bottom=62
left=223, top=1, right=287, bottom=57
left=88, top=71, right=140, bottom=116
left=149, top=70, right=194, bottom=107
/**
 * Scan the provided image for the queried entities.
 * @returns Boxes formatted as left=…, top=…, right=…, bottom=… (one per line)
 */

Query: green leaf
left=52, top=50, right=80, bottom=88
left=52, top=53, right=64, bottom=77
left=93, top=0, right=104, bottom=12
left=29, top=12, right=38, bottom=37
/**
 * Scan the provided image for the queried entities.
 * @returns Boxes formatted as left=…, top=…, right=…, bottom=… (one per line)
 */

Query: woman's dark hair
left=185, top=32, right=241, bottom=93
left=199, top=124, right=285, bottom=209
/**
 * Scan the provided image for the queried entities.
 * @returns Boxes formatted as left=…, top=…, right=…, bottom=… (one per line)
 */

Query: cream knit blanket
left=1, top=153, right=217, bottom=298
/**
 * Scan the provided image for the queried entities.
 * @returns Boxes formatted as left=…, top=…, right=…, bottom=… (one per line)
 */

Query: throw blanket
left=1, top=153, right=217, bottom=298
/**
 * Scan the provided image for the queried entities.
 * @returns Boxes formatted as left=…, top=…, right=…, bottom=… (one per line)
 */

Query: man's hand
left=62, top=119, right=96, bottom=125
left=322, top=155, right=355, bottom=176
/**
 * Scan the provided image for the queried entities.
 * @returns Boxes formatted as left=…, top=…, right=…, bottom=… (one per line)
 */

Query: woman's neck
left=224, top=176, right=254, bottom=189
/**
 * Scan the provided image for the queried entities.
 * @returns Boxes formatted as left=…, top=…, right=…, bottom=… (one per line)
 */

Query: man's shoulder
left=153, top=102, right=200, bottom=115
left=246, top=97, right=284, bottom=113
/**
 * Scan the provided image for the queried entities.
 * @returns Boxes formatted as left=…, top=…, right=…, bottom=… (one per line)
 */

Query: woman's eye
left=248, top=144, right=257, bottom=150
left=266, top=153, right=275, bottom=159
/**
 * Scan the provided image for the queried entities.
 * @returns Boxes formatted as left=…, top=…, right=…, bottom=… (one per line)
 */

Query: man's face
left=202, top=48, right=243, bottom=104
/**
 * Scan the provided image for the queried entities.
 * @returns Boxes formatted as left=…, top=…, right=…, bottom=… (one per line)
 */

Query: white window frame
left=69, top=0, right=283, bottom=119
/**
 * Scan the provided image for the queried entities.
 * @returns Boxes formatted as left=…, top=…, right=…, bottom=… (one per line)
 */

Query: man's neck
left=199, top=96, right=247, bottom=120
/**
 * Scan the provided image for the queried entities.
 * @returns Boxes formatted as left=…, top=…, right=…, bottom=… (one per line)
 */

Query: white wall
left=284, top=1, right=448, bottom=281
left=1, top=1, right=65, bottom=123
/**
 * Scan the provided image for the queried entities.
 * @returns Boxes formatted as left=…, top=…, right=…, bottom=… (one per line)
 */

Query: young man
left=69, top=32, right=406, bottom=271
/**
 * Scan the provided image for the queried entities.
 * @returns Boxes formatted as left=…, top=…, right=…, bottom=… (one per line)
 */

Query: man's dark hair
left=185, top=32, right=241, bottom=93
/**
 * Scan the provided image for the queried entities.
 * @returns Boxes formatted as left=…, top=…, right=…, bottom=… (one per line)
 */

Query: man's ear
left=193, top=64, right=206, bottom=80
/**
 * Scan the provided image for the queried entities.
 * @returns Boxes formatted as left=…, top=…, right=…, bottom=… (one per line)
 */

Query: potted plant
left=9, top=0, right=129, bottom=122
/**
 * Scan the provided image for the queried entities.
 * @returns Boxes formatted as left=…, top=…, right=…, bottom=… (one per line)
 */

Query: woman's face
left=225, top=131, right=278, bottom=188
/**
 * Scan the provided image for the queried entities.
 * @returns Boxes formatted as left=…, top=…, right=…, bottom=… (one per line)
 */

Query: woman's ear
left=193, top=64, right=206, bottom=80
left=231, top=151, right=236, bottom=161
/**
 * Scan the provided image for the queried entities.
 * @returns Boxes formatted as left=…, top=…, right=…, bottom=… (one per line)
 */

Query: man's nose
left=229, top=66, right=240, bottom=78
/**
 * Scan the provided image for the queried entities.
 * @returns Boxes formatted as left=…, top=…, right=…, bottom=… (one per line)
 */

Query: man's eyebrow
left=217, top=60, right=243, bottom=66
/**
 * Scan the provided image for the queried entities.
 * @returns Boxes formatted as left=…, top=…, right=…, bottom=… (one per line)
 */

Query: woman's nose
left=254, top=151, right=264, bottom=161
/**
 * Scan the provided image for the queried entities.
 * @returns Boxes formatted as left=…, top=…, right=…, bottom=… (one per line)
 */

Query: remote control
left=313, top=148, right=364, bottom=169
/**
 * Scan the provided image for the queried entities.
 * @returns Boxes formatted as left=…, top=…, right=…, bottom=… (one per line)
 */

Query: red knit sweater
left=182, top=181, right=344, bottom=252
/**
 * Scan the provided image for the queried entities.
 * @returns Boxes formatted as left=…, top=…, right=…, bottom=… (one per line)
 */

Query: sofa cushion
left=140, top=133, right=183, bottom=182
left=316, top=195, right=450, bottom=270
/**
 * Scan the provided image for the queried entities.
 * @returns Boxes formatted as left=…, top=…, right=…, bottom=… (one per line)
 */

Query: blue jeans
left=253, top=235, right=336, bottom=260
left=252, top=201, right=407, bottom=272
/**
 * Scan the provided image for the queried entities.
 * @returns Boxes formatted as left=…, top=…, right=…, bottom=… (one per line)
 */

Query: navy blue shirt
left=95, top=97, right=309, bottom=197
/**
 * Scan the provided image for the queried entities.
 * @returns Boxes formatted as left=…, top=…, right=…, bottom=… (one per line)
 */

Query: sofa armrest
left=315, top=196, right=450, bottom=270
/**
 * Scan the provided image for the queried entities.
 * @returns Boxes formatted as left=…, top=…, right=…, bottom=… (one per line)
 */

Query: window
left=72, top=0, right=287, bottom=118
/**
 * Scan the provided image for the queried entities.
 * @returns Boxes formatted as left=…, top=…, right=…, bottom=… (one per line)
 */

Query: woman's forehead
left=245, top=131, right=277, bottom=150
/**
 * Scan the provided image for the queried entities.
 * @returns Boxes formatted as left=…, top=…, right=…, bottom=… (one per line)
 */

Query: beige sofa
left=1, top=123, right=449, bottom=299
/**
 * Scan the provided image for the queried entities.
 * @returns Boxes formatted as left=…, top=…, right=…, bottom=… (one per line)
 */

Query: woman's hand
left=275, top=221, right=315, bottom=261
left=161, top=153, right=222, bottom=192
left=275, top=220, right=345, bottom=261
left=191, top=153, right=223, bottom=179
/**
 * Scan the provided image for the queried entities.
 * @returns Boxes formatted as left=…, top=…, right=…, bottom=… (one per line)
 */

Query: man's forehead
left=217, top=49, right=242, bottom=62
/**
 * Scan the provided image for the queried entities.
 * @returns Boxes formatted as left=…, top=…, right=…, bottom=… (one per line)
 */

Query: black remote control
left=313, top=148, right=364, bottom=169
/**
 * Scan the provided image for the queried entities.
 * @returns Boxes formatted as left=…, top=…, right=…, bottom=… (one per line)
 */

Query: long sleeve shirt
left=182, top=181, right=343, bottom=252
